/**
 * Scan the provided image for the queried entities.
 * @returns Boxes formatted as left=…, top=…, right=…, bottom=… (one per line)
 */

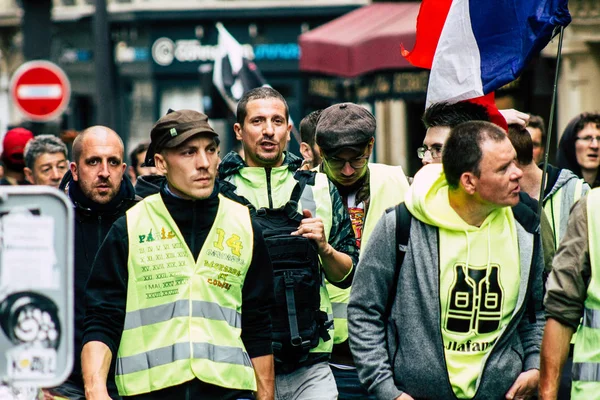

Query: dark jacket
left=134, top=174, right=165, bottom=198
left=82, top=182, right=274, bottom=399
left=58, top=170, right=138, bottom=392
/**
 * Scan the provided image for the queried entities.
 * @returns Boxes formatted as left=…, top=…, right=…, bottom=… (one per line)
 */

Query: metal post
left=93, top=0, right=117, bottom=129
left=537, top=26, right=565, bottom=219
left=21, top=0, right=52, bottom=61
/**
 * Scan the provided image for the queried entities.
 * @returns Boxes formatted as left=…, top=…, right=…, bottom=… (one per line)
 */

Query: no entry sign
left=10, top=61, right=71, bottom=122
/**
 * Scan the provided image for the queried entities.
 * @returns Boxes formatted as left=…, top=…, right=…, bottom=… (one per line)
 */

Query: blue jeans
left=331, top=365, right=375, bottom=400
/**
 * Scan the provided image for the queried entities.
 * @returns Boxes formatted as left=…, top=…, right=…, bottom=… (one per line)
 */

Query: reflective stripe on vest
left=228, top=168, right=336, bottom=354
left=571, top=188, right=600, bottom=399
left=327, top=164, right=410, bottom=344
left=116, top=194, right=255, bottom=396
left=123, top=299, right=241, bottom=330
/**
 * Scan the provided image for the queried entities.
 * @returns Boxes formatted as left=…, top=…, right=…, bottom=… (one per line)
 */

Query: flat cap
left=144, top=109, right=218, bottom=167
left=316, top=103, right=375, bottom=154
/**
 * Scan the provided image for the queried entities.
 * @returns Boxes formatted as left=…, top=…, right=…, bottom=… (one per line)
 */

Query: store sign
left=307, top=71, right=430, bottom=102
left=58, top=49, right=92, bottom=64
left=151, top=37, right=254, bottom=66
left=151, top=37, right=299, bottom=66
left=115, top=42, right=149, bottom=64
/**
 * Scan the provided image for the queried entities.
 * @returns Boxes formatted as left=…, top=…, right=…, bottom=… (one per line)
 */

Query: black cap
left=144, top=109, right=218, bottom=167
left=316, top=103, right=376, bottom=155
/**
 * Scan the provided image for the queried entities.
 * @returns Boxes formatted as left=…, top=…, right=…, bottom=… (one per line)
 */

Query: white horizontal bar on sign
left=17, top=84, right=63, bottom=99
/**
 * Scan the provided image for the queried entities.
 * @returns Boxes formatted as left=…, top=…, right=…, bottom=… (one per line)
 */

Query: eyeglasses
left=323, top=154, right=369, bottom=170
left=417, top=145, right=443, bottom=160
left=576, top=136, right=600, bottom=144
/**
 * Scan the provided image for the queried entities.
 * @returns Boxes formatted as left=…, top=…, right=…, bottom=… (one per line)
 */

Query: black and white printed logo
left=445, top=263, right=503, bottom=335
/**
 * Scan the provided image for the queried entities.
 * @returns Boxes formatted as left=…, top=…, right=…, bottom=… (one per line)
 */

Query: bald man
left=50, top=127, right=139, bottom=400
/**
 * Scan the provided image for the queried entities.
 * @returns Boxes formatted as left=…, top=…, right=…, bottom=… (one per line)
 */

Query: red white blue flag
left=402, top=0, right=571, bottom=107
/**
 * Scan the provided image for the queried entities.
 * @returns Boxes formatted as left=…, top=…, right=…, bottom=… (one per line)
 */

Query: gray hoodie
left=348, top=165, right=544, bottom=400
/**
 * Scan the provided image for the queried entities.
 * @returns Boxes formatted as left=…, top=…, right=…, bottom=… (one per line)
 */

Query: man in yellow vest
left=314, top=102, right=410, bottom=399
left=80, top=109, right=276, bottom=399
left=349, top=121, right=544, bottom=400
left=540, top=189, right=600, bottom=399
left=218, top=87, right=358, bottom=400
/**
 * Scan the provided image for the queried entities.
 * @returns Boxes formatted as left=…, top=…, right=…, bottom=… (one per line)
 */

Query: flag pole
left=537, top=26, right=565, bottom=219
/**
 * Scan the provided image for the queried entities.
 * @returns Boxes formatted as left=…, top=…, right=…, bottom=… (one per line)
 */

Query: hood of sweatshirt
left=405, top=164, right=512, bottom=232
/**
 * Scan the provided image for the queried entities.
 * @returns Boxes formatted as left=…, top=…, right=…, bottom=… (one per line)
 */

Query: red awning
left=299, top=2, right=420, bottom=78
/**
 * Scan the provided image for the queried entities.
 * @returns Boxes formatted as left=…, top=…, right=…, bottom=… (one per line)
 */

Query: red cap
left=2, top=128, right=34, bottom=166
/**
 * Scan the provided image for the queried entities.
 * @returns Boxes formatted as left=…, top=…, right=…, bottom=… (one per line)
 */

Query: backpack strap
left=384, top=202, right=411, bottom=317
left=283, top=171, right=315, bottom=220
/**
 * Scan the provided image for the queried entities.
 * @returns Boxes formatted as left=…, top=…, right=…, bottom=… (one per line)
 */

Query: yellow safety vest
left=225, top=166, right=335, bottom=354
left=328, top=163, right=410, bottom=344
left=571, top=188, right=600, bottom=399
left=115, top=193, right=256, bottom=396
left=544, top=178, right=585, bottom=248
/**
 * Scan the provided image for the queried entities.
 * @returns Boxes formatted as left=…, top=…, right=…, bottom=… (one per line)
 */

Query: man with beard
left=50, top=126, right=138, bottom=400
left=218, top=87, right=358, bottom=399
left=315, top=103, right=410, bottom=399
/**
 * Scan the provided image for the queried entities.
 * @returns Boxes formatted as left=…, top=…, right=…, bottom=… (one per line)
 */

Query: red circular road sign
left=10, top=60, right=71, bottom=122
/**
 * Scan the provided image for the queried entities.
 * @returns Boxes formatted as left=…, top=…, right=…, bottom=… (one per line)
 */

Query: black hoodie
left=557, top=113, right=600, bottom=188
left=134, top=174, right=165, bottom=198
left=57, top=170, right=138, bottom=394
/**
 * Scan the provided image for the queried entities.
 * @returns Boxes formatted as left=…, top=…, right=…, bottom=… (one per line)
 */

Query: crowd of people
left=1, top=87, right=600, bottom=400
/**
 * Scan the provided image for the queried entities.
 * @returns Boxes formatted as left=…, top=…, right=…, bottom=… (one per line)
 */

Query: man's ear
left=23, top=167, right=34, bottom=184
left=154, top=153, right=168, bottom=175
left=69, top=162, right=79, bottom=181
left=234, top=123, right=243, bottom=140
left=299, top=142, right=313, bottom=163
left=460, top=172, right=477, bottom=195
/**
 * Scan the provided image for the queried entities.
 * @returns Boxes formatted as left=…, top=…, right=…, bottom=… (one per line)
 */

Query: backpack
left=220, top=172, right=331, bottom=371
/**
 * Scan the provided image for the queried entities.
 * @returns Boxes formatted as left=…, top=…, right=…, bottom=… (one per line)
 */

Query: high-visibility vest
left=115, top=193, right=256, bottom=396
left=327, top=163, right=410, bottom=344
left=571, top=188, right=600, bottom=399
left=225, top=167, right=335, bottom=354
left=544, top=178, right=585, bottom=248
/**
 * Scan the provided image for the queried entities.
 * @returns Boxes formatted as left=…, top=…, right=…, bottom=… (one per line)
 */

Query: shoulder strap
left=384, top=202, right=411, bottom=316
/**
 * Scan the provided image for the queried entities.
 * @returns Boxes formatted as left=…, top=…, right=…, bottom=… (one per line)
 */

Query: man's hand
left=291, top=209, right=331, bottom=256
left=500, top=109, right=530, bottom=127
left=395, top=393, right=415, bottom=400
left=506, top=369, right=539, bottom=400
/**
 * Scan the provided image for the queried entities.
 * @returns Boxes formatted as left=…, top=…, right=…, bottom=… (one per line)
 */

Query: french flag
left=402, top=0, right=571, bottom=120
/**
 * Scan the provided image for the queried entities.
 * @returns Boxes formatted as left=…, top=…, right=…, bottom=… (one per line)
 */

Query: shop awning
left=299, top=3, right=420, bottom=78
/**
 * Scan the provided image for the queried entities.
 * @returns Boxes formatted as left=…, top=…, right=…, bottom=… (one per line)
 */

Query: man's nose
left=422, top=152, right=433, bottom=166
left=50, top=166, right=61, bottom=180
left=196, top=151, right=210, bottom=169
left=98, top=162, right=110, bottom=178
left=341, top=161, right=355, bottom=176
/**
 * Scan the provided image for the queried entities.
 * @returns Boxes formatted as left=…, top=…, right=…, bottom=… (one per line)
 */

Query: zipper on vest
left=191, top=205, right=196, bottom=254
left=265, top=167, right=273, bottom=208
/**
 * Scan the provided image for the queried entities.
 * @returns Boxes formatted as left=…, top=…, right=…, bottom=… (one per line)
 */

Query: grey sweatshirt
left=348, top=166, right=545, bottom=400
